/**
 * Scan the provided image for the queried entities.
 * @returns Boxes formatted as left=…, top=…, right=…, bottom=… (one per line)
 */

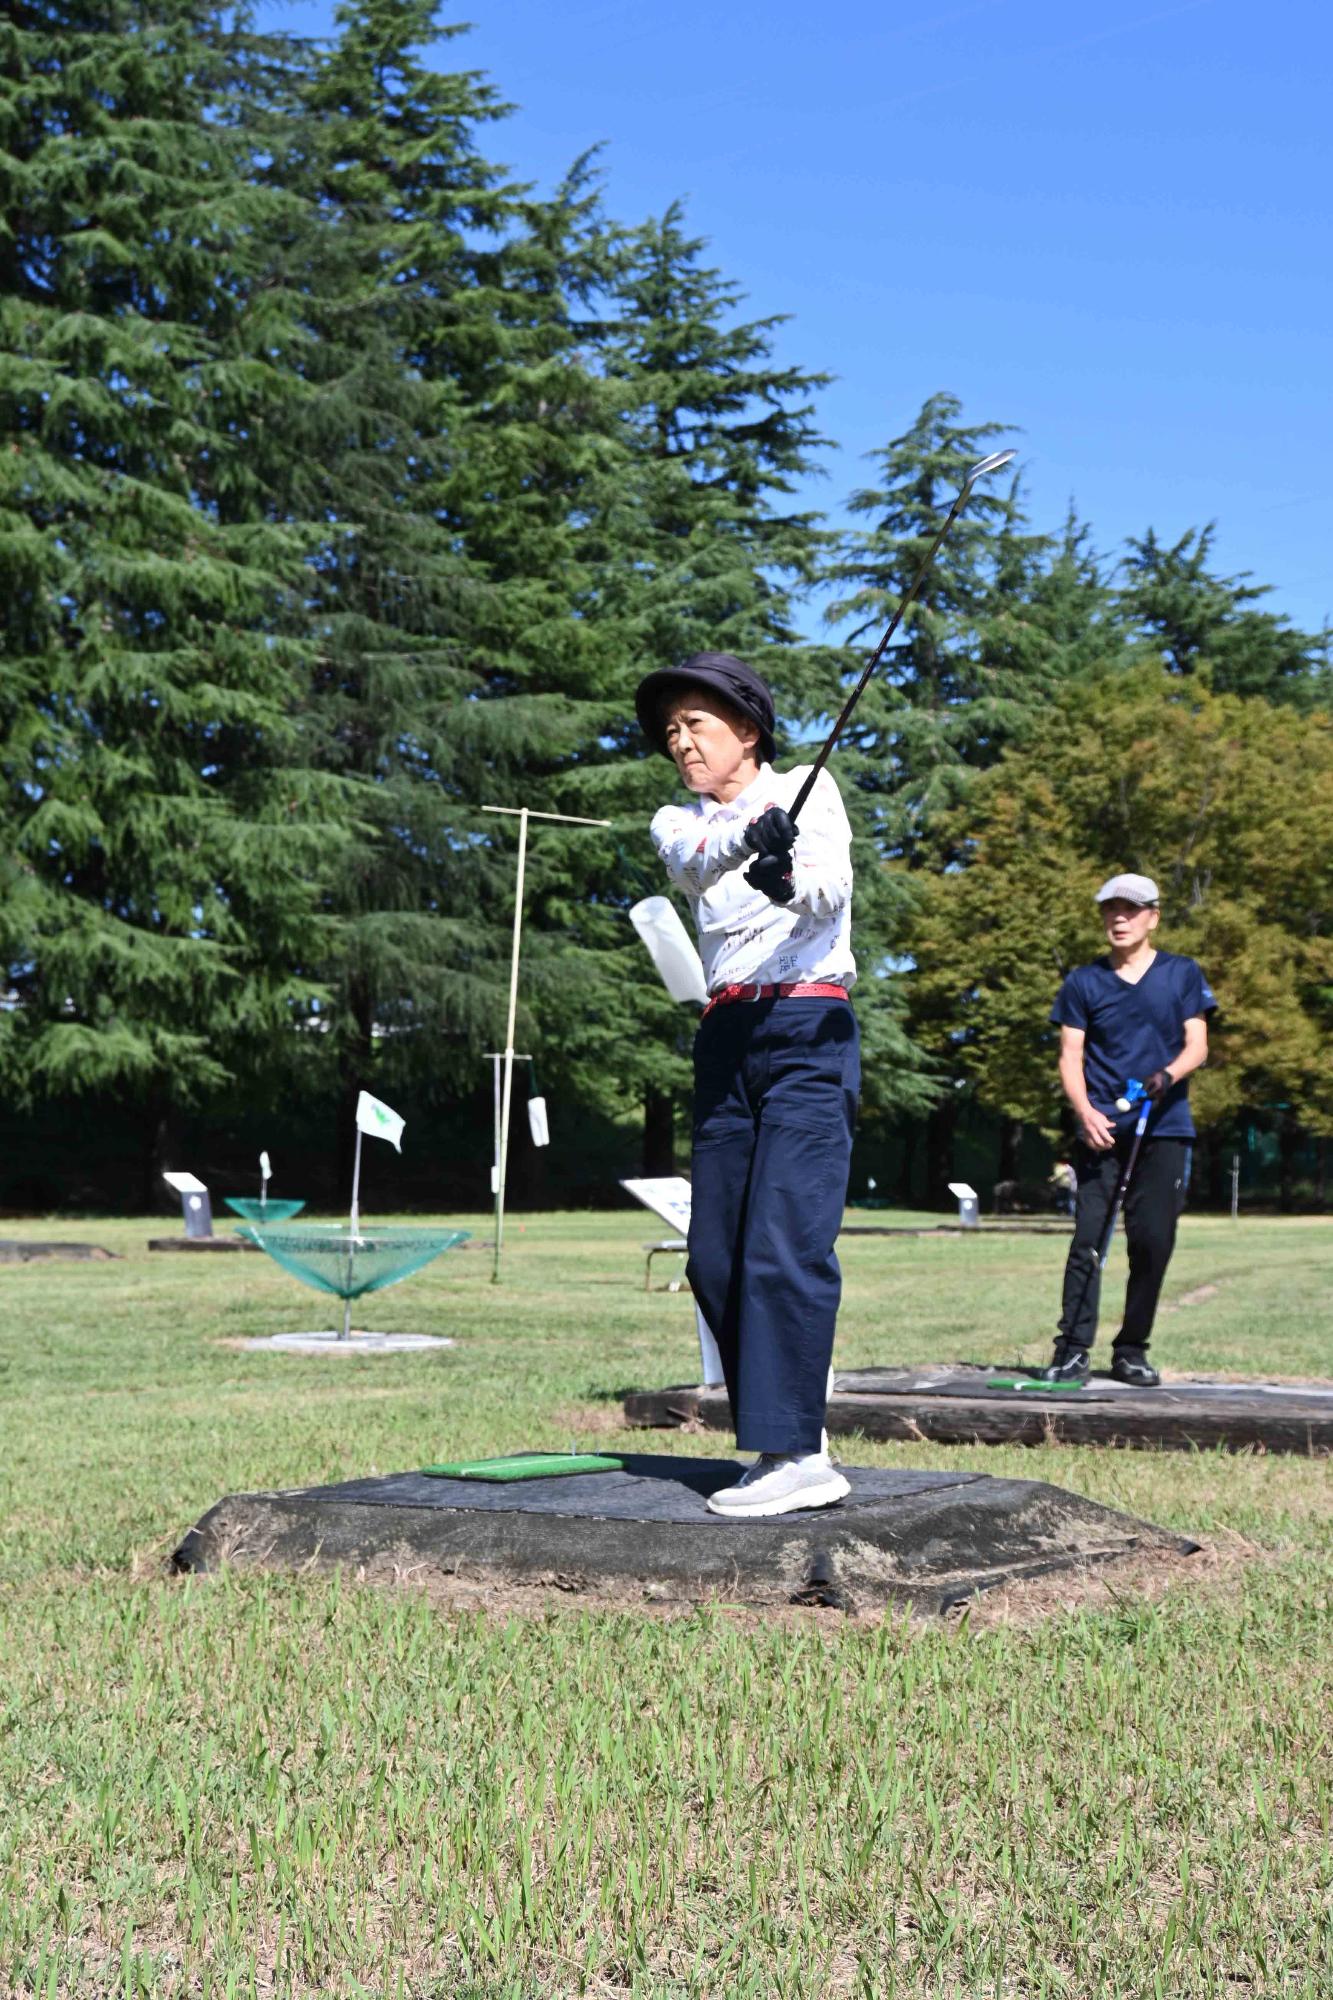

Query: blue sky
left=260, top=0, right=1332, bottom=638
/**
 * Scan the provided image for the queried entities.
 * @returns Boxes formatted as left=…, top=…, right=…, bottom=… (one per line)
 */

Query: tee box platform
left=0, top=1240, right=117, bottom=1262
left=623, top=1366, right=1333, bottom=1456
left=173, top=1452, right=1195, bottom=1616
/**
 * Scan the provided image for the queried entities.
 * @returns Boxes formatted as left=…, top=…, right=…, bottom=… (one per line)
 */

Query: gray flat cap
left=1095, top=872, right=1160, bottom=907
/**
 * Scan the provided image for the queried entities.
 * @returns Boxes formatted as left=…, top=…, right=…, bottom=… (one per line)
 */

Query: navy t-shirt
left=1050, top=950, right=1217, bottom=1139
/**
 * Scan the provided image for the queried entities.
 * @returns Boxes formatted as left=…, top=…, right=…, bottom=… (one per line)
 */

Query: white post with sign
left=482, top=805, right=611, bottom=1282
left=620, top=1176, right=724, bottom=1385
left=947, top=1181, right=980, bottom=1229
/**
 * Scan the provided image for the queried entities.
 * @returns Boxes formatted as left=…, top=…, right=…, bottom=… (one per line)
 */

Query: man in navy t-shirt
left=1042, top=871, right=1217, bottom=1386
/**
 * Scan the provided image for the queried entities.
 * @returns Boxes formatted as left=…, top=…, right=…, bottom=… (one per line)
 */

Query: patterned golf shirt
left=650, top=762, right=856, bottom=994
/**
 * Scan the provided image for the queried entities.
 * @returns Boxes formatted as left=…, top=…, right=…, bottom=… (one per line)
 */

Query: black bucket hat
left=634, top=652, right=777, bottom=763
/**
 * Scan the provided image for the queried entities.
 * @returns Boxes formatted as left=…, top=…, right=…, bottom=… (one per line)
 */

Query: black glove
left=1142, top=1068, right=1173, bottom=1101
left=745, top=850, right=796, bottom=904
left=742, top=805, right=796, bottom=859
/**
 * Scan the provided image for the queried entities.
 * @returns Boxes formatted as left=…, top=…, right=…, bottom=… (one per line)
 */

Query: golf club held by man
left=635, top=652, right=858, bottom=1518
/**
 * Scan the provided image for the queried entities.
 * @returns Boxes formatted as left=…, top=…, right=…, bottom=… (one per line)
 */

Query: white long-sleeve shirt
left=649, top=762, right=856, bottom=994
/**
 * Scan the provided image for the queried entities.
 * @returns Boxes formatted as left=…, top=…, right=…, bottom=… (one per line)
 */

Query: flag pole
left=350, top=1123, right=364, bottom=1238
left=345, top=1121, right=364, bottom=1340
left=494, top=807, right=529, bottom=1283
left=481, top=804, right=610, bottom=1283
left=487, top=1053, right=532, bottom=1216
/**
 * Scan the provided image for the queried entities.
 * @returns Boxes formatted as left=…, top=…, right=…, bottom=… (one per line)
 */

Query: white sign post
left=485, top=1052, right=532, bottom=1196
left=482, top=804, right=611, bottom=1283
left=620, top=1176, right=724, bottom=1386
left=947, top=1180, right=980, bottom=1229
left=162, top=1170, right=213, bottom=1239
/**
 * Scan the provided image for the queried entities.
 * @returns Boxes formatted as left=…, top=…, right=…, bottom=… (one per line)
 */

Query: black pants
left=688, top=997, right=859, bottom=1454
left=1058, top=1137, right=1191, bottom=1351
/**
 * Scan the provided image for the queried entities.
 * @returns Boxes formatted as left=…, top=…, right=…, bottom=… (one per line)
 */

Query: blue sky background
left=259, top=0, right=1331, bottom=639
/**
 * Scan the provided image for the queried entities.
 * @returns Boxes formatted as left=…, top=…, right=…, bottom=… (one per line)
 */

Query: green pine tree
left=271, top=8, right=643, bottom=1189
left=1120, top=524, right=1328, bottom=706
left=978, top=503, right=1129, bottom=692
left=0, top=1, right=342, bottom=1192
left=264, top=0, right=537, bottom=1183
left=821, top=392, right=1029, bottom=862
left=479, top=201, right=941, bottom=1152
left=538, top=200, right=844, bottom=1160
left=821, top=400, right=1135, bottom=1174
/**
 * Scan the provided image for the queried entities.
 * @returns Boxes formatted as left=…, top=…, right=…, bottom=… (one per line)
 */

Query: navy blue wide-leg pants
left=686, top=997, right=860, bottom=1455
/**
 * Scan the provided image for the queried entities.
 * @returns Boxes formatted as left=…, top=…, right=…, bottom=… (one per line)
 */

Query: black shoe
left=1039, top=1342, right=1091, bottom=1384
left=1111, top=1346, right=1160, bottom=1388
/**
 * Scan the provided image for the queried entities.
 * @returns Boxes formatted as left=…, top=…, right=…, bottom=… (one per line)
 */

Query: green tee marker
left=422, top=1453, right=624, bottom=1482
left=986, top=1375, right=1084, bottom=1394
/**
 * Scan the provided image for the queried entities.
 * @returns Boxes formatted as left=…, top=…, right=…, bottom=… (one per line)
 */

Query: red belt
left=703, top=981, right=848, bottom=1019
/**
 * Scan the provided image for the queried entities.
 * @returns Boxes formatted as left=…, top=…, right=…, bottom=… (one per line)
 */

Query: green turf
left=421, top=1452, right=624, bottom=1481
left=1, top=1210, right=1330, bottom=1996
left=985, top=1375, right=1083, bottom=1392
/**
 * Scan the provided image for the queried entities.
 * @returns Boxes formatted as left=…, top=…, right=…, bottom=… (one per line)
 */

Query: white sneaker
left=706, top=1451, right=850, bottom=1519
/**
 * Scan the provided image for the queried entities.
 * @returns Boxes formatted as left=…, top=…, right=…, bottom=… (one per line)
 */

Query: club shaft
left=789, top=486, right=973, bottom=826
left=1097, top=1104, right=1151, bottom=1269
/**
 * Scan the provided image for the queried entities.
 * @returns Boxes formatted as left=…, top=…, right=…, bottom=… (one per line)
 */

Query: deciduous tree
left=911, top=667, right=1333, bottom=1144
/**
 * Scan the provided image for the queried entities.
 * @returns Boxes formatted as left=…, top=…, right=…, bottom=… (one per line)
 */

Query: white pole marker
left=481, top=803, right=611, bottom=1282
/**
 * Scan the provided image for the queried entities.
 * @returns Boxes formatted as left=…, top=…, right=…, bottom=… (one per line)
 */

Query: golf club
left=1095, top=1080, right=1152, bottom=1270
left=1054, top=1080, right=1153, bottom=1360
left=787, top=447, right=1017, bottom=827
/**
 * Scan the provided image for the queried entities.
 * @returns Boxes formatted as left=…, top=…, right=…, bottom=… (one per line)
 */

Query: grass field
left=1, top=1209, right=1330, bottom=1997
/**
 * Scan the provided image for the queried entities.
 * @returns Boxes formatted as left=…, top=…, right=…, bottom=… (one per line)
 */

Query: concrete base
left=237, top=1331, right=456, bottom=1355
left=148, top=1235, right=258, bottom=1253
left=841, top=1223, right=1074, bottom=1238
left=173, top=1452, right=1195, bottom=1615
left=624, top=1365, right=1333, bottom=1455
left=0, top=1240, right=118, bottom=1262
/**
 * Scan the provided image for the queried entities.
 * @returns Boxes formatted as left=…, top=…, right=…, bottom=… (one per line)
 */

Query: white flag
left=528, top=1096, right=550, bottom=1147
left=356, top=1090, right=405, bottom=1153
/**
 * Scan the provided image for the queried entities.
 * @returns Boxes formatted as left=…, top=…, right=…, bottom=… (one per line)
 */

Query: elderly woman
left=635, top=652, right=858, bottom=1518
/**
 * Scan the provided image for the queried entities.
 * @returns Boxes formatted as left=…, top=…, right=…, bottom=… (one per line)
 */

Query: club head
left=964, top=448, right=1017, bottom=487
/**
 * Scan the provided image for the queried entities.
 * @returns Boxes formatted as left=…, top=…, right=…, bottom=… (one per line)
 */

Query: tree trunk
left=142, top=1093, right=178, bottom=1212
left=926, top=1097, right=959, bottom=1207
left=1278, top=1115, right=1299, bottom=1215
left=643, top=1087, right=675, bottom=1177
left=896, top=1123, right=918, bottom=1205
left=998, top=1116, right=1024, bottom=1185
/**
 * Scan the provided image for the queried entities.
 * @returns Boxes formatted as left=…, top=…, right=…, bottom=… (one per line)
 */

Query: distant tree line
left=2, top=1, right=1329, bottom=1209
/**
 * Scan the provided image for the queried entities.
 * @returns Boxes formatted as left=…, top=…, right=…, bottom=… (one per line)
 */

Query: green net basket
left=223, top=1197, right=306, bottom=1223
left=246, top=1224, right=471, bottom=1301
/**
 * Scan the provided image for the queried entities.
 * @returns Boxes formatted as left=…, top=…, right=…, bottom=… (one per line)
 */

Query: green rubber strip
left=986, top=1376, right=1084, bottom=1394
left=421, top=1453, right=624, bottom=1482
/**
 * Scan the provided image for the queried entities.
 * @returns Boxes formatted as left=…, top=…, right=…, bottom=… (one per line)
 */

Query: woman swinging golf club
left=635, top=653, right=858, bottom=1517
left=1043, top=873, right=1217, bottom=1387
left=635, top=454, right=1014, bottom=1508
